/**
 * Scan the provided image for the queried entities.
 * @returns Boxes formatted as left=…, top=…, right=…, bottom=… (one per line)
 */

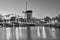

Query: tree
left=53, top=14, right=60, bottom=22
left=44, top=16, right=51, bottom=22
left=56, top=14, right=60, bottom=22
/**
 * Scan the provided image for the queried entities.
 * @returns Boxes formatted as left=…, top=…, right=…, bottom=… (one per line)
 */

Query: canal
left=0, top=26, right=60, bottom=40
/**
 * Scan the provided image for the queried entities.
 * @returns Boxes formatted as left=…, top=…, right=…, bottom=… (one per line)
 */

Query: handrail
left=0, top=21, right=60, bottom=28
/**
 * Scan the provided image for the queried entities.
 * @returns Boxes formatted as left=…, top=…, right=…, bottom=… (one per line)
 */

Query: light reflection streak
left=42, top=26, right=47, bottom=38
left=3, top=27, right=6, bottom=40
left=19, top=27, right=22, bottom=38
left=37, top=26, right=41, bottom=37
left=6, top=27, right=11, bottom=40
left=16, top=27, right=19, bottom=40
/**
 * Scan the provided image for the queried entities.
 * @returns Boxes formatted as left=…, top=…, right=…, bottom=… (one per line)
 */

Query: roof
left=22, top=10, right=33, bottom=13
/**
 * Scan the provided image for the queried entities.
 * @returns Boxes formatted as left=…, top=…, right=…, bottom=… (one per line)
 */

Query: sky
left=0, top=0, right=60, bottom=18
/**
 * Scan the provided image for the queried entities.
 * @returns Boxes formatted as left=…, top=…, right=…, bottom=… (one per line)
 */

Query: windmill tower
left=22, top=0, right=33, bottom=22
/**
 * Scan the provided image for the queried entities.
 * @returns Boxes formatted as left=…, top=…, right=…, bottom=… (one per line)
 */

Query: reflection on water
left=6, top=28, right=11, bottom=40
left=16, top=27, right=19, bottom=40
left=19, top=27, right=22, bottom=38
left=37, top=27, right=41, bottom=37
left=37, top=26, right=47, bottom=39
left=50, top=27, right=56, bottom=39
left=42, top=26, right=47, bottom=38
left=0, top=26, right=60, bottom=40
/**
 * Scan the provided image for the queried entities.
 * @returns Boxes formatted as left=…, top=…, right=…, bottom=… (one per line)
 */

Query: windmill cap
left=24, top=10, right=32, bottom=13
left=22, top=10, right=33, bottom=13
left=26, top=10, right=33, bottom=13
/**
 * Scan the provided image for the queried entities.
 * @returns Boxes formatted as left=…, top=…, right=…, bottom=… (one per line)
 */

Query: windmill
left=22, top=0, right=33, bottom=40
left=22, top=0, right=32, bottom=20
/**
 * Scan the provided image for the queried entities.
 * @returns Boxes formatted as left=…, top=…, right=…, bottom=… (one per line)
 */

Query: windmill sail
left=25, top=1, right=28, bottom=11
